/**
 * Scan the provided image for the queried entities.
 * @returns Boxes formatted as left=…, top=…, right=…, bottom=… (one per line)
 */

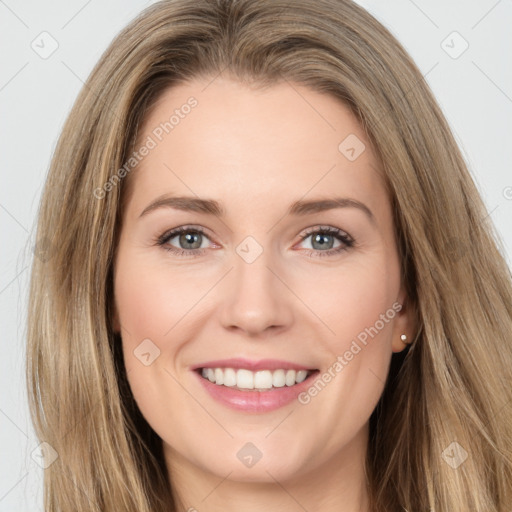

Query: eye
left=296, top=226, right=354, bottom=258
left=154, top=225, right=354, bottom=259
left=155, top=225, right=214, bottom=258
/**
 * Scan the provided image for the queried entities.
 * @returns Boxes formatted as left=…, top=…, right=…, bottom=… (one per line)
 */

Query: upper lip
left=191, top=358, right=316, bottom=372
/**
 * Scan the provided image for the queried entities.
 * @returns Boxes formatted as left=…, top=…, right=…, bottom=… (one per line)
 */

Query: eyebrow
left=138, top=195, right=375, bottom=223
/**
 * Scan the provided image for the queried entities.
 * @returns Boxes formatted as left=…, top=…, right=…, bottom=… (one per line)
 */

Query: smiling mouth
left=196, top=367, right=319, bottom=391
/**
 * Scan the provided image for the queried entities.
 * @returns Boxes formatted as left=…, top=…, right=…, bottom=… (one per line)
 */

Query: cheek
left=293, top=255, right=398, bottom=438
left=114, top=250, right=205, bottom=348
left=113, top=254, right=202, bottom=449
left=303, top=254, right=399, bottom=353
left=113, top=248, right=220, bottom=431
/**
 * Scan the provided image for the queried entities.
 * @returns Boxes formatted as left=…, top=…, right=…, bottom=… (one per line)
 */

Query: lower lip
left=193, top=370, right=319, bottom=413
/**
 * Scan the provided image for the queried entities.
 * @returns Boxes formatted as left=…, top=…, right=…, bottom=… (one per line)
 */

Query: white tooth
left=202, top=366, right=308, bottom=388
left=223, top=368, right=237, bottom=387
left=214, top=368, right=224, bottom=385
left=237, top=369, right=254, bottom=389
left=272, top=369, right=286, bottom=387
left=295, top=370, right=308, bottom=383
left=285, top=369, right=296, bottom=386
left=254, top=370, right=273, bottom=389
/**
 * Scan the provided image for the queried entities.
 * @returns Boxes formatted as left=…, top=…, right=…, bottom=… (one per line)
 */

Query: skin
left=113, top=75, right=412, bottom=511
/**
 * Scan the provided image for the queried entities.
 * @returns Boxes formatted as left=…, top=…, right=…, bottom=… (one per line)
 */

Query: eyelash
left=154, top=225, right=355, bottom=259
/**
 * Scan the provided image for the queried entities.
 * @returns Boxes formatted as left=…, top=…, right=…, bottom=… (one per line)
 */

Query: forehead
left=124, top=76, right=386, bottom=221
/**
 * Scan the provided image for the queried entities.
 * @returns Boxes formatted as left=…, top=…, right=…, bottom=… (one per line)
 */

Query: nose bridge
left=219, top=236, right=293, bottom=335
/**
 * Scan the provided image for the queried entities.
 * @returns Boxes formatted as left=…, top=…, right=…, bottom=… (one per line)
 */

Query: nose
left=219, top=247, right=294, bottom=337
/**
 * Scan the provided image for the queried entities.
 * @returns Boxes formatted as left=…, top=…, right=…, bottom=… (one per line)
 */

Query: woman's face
left=113, top=76, right=411, bottom=486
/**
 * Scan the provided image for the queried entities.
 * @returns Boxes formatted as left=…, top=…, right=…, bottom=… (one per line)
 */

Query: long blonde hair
left=27, top=0, right=512, bottom=510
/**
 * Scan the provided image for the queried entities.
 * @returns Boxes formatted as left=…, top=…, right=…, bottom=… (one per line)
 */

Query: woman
left=26, top=0, right=512, bottom=510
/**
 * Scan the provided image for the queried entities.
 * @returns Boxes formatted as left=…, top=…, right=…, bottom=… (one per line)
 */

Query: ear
left=391, top=285, right=416, bottom=353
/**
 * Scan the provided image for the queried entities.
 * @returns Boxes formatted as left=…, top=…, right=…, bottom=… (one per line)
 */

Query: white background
left=1, top=0, right=511, bottom=509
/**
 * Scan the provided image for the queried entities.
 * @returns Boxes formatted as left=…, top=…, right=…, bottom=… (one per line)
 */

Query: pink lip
left=192, top=368, right=319, bottom=413
left=190, top=358, right=314, bottom=372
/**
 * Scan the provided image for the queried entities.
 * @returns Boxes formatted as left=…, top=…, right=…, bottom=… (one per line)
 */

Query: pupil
left=181, top=232, right=201, bottom=249
left=313, top=233, right=332, bottom=250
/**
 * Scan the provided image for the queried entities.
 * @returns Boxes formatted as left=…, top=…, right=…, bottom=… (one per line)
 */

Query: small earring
left=400, top=334, right=408, bottom=343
